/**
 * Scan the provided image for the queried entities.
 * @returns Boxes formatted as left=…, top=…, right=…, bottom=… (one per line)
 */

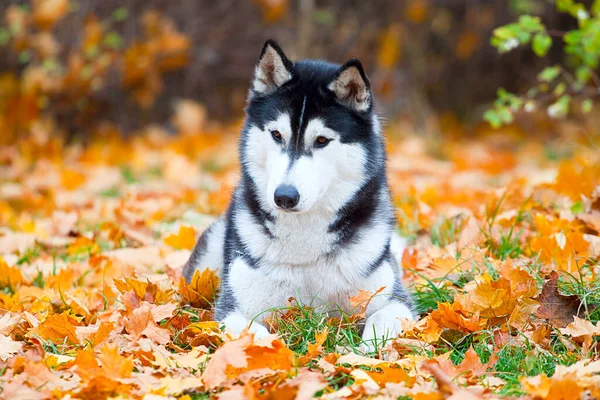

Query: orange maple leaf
left=429, top=302, right=485, bottom=333
left=29, top=312, right=80, bottom=345
left=97, top=346, right=134, bottom=380
left=454, top=275, right=518, bottom=319
left=349, top=286, right=386, bottom=319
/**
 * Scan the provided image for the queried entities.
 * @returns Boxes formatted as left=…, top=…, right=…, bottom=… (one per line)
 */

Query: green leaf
left=498, top=107, right=515, bottom=124
left=103, top=32, right=123, bottom=49
left=593, top=0, right=600, bottom=17
left=547, top=95, right=571, bottom=119
left=112, top=7, right=129, bottom=22
left=532, top=33, right=552, bottom=56
left=538, top=66, right=561, bottom=82
left=581, top=99, right=593, bottom=113
left=518, top=15, right=544, bottom=32
left=570, top=201, right=584, bottom=214
left=564, top=30, right=583, bottom=44
left=483, top=110, right=502, bottom=129
left=575, top=66, right=592, bottom=84
left=553, top=82, right=567, bottom=96
left=494, top=26, right=517, bottom=40
left=557, top=0, right=574, bottom=13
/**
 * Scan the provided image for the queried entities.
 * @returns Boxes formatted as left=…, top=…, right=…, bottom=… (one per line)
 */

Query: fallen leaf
left=179, top=268, right=220, bottom=308
left=535, top=271, right=591, bottom=328
left=430, top=302, right=484, bottom=333
left=164, top=225, right=197, bottom=250
left=349, top=286, right=386, bottom=319
left=559, top=317, right=600, bottom=339
left=29, top=312, right=80, bottom=345
left=0, top=334, right=22, bottom=361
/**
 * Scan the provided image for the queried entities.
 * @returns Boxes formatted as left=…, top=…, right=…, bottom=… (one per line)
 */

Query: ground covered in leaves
left=1, top=118, right=599, bottom=399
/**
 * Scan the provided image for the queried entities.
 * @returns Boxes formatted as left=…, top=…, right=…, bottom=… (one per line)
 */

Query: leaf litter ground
left=0, top=121, right=599, bottom=399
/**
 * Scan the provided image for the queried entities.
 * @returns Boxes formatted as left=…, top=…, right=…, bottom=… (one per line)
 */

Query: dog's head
left=241, top=40, right=385, bottom=214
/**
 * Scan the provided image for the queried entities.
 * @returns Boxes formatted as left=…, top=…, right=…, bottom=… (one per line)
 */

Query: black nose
left=274, top=185, right=300, bottom=210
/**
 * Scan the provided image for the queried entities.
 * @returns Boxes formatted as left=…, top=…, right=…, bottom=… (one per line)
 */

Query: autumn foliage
left=1, top=102, right=599, bottom=398
left=2, top=1, right=600, bottom=399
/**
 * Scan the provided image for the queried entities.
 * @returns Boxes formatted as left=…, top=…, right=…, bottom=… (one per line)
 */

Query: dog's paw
left=248, top=322, right=270, bottom=339
left=361, top=303, right=413, bottom=352
left=221, top=313, right=270, bottom=339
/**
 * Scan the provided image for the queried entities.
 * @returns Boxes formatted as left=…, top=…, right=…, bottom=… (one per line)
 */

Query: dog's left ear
left=328, top=59, right=372, bottom=113
left=252, top=40, right=293, bottom=95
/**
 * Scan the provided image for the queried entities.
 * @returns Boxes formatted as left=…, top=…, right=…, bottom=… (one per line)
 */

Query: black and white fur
left=183, top=40, right=414, bottom=348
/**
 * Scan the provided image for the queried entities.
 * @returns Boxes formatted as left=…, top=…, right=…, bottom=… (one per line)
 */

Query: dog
left=183, top=40, right=414, bottom=349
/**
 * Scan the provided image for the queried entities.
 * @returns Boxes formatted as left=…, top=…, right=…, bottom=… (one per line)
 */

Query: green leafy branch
left=485, top=0, right=600, bottom=128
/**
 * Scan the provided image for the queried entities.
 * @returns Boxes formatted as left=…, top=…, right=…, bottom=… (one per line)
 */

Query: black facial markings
left=295, top=96, right=307, bottom=153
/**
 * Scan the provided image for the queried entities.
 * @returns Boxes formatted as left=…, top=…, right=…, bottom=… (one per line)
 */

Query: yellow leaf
left=164, top=226, right=197, bottom=250
left=60, top=168, right=86, bottom=191
left=0, top=258, right=23, bottom=290
left=29, top=312, right=80, bottom=345
left=179, top=268, right=220, bottom=308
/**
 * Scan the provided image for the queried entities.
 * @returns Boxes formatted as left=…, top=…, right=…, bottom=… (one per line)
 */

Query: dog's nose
left=274, top=185, right=300, bottom=210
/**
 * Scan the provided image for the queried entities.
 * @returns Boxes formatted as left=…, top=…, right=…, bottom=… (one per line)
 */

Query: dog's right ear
left=252, top=40, right=293, bottom=95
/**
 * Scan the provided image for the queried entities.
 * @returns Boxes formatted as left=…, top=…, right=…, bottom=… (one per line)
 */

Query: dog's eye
left=314, top=136, right=330, bottom=148
left=270, top=130, right=283, bottom=143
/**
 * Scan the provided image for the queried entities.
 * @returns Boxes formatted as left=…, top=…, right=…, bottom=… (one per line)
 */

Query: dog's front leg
left=215, top=256, right=273, bottom=340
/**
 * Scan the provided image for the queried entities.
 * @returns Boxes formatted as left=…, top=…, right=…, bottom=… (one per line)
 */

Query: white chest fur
left=231, top=203, right=396, bottom=320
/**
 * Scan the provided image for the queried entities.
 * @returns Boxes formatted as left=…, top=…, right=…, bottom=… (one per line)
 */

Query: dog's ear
left=328, top=59, right=372, bottom=112
left=252, top=40, right=293, bottom=95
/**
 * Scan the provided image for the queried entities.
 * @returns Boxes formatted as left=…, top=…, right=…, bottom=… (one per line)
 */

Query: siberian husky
left=183, top=40, right=414, bottom=349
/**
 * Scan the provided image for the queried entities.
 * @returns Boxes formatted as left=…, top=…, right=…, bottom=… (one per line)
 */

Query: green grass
left=16, top=245, right=40, bottom=265
left=431, top=215, right=462, bottom=248
left=487, top=226, right=525, bottom=260
left=558, top=265, right=600, bottom=324
left=493, top=340, right=578, bottom=397
left=265, top=301, right=363, bottom=356
left=99, top=187, right=121, bottom=197
left=411, top=275, right=454, bottom=314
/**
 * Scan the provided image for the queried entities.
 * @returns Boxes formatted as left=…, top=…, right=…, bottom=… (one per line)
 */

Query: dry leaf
left=179, top=268, right=220, bottom=308
left=535, top=271, right=590, bottom=328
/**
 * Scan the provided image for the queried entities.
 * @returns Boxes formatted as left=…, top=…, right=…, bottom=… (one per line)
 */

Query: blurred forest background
left=0, top=0, right=593, bottom=144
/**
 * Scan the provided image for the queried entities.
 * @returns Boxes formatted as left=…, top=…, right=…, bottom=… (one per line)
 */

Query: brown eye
left=315, top=136, right=330, bottom=148
left=271, top=130, right=282, bottom=143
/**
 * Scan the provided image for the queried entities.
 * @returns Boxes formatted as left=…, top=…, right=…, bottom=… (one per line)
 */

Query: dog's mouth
left=274, top=205, right=300, bottom=213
